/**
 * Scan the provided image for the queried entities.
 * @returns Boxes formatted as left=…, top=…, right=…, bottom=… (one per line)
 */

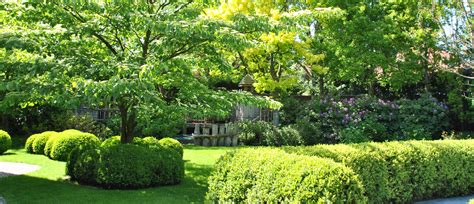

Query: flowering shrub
left=297, top=94, right=448, bottom=144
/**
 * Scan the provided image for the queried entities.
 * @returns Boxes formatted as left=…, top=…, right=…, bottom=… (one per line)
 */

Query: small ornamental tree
left=1, top=1, right=280, bottom=143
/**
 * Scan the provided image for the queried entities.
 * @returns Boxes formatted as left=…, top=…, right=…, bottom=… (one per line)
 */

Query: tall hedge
left=207, top=148, right=367, bottom=203
left=284, top=139, right=474, bottom=203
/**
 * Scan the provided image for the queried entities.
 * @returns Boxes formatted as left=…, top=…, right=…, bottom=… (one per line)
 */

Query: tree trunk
left=118, top=101, right=135, bottom=144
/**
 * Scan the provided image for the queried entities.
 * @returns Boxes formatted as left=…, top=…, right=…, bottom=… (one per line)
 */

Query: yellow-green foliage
left=44, top=133, right=60, bottom=157
left=158, top=138, right=183, bottom=158
left=25, top=133, right=41, bottom=153
left=32, top=131, right=58, bottom=154
left=49, top=129, right=100, bottom=161
left=284, top=140, right=474, bottom=203
left=100, top=136, right=144, bottom=148
left=0, top=130, right=12, bottom=154
left=207, top=148, right=367, bottom=203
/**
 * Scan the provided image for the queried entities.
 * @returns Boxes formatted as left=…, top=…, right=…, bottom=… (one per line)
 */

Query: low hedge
left=0, top=130, right=12, bottom=154
left=67, top=143, right=184, bottom=189
left=49, top=129, right=100, bottom=161
left=32, top=131, right=58, bottom=154
left=284, top=139, right=474, bottom=203
left=207, top=148, right=366, bottom=203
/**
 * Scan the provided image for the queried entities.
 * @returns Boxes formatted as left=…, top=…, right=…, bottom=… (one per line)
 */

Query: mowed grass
left=0, top=139, right=235, bottom=204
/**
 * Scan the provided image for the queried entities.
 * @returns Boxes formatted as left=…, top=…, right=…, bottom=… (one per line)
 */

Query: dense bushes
left=50, top=130, right=100, bottom=161
left=232, top=121, right=303, bottom=146
left=295, top=94, right=449, bottom=144
left=67, top=139, right=184, bottom=189
left=284, top=139, right=474, bottom=203
left=207, top=148, right=366, bottom=203
left=158, top=137, right=183, bottom=157
left=25, top=129, right=100, bottom=161
left=0, top=130, right=12, bottom=154
left=31, top=131, right=57, bottom=154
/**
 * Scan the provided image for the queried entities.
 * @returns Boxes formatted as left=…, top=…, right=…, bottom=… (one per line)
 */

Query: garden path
left=0, top=162, right=40, bottom=178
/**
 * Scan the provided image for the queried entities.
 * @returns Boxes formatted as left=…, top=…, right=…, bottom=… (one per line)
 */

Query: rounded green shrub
left=67, top=147, right=100, bottom=185
left=25, top=133, right=41, bottom=153
left=158, top=138, right=183, bottom=157
left=68, top=143, right=184, bottom=189
left=148, top=145, right=184, bottom=185
left=32, top=131, right=58, bottom=154
left=50, top=130, right=100, bottom=161
left=0, top=130, right=12, bottom=154
left=96, top=144, right=156, bottom=189
left=44, top=133, right=60, bottom=157
left=100, top=136, right=144, bottom=148
left=207, top=148, right=367, bottom=203
left=142, top=136, right=160, bottom=147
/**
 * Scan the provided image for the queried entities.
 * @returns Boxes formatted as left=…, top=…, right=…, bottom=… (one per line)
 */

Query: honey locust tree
left=2, top=1, right=279, bottom=143
left=202, top=0, right=343, bottom=95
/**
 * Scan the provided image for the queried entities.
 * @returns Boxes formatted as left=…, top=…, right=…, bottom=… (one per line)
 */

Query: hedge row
left=283, top=140, right=474, bottom=203
left=25, top=129, right=100, bottom=161
left=0, top=130, right=12, bottom=154
left=67, top=137, right=184, bottom=189
left=207, top=140, right=474, bottom=203
left=207, top=148, right=367, bottom=203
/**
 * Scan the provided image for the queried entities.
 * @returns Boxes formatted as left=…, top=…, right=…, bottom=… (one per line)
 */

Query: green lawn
left=0, top=143, right=235, bottom=204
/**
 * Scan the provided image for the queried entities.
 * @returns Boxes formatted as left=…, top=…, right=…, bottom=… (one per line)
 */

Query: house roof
left=238, top=74, right=255, bottom=87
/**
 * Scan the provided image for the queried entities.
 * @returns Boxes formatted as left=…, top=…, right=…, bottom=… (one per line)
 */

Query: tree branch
left=57, top=3, right=118, bottom=55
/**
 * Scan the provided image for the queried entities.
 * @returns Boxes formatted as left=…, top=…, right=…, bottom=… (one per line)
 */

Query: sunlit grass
left=0, top=141, right=235, bottom=204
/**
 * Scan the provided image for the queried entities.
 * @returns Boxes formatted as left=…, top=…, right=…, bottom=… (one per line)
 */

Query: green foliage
left=397, top=94, right=449, bottom=140
left=95, top=144, right=156, bottom=189
left=68, top=144, right=184, bottom=189
left=31, top=131, right=57, bottom=154
left=263, top=125, right=303, bottom=146
left=141, top=136, right=160, bottom=147
left=25, top=133, right=40, bottom=153
left=232, top=121, right=274, bottom=146
left=207, top=148, right=366, bottom=203
left=100, top=136, right=143, bottom=148
left=49, top=130, right=100, bottom=161
left=158, top=138, right=183, bottom=158
left=63, top=115, right=113, bottom=140
left=43, top=133, right=60, bottom=157
left=0, top=130, right=11, bottom=154
left=67, top=145, right=99, bottom=184
left=284, top=139, right=474, bottom=203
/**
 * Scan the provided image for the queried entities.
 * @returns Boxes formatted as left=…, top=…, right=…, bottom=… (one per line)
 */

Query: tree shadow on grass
left=0, top=162, right=215, bottom=204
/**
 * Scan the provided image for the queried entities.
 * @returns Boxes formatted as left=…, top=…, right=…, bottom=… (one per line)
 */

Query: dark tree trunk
left=118, top=101, right=135, bottom=144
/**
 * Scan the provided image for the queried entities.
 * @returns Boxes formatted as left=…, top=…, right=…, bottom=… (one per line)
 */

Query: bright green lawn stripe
left=0, top=146, right=234, bottom=204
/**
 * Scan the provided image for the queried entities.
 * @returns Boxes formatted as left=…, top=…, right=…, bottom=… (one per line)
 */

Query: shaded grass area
left=0, top=140, right=235, bottom=204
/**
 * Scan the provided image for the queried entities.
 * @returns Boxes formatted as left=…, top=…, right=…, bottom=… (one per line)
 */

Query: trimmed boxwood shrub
left=0, top=130, right=12, bottom=154
left=44, top=133, right=60, bottom=157
left=68, top=142, right=184, bottom=189
left=158, top=138, right=183, bottom=157
left=284, top=139, right=474, bottom=203
left=49, top=130, right=100, bottom=161
left=25, top=133, right=40, bottom=153
left=67, top=146, right=99, bottom=184
left=32, top=131, right=58, bottom=154
left=207, top=148, right=367, bottom=203
left=142, top=136, right=160, bottom=147
left=100, top=136, right=144, bottom=148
